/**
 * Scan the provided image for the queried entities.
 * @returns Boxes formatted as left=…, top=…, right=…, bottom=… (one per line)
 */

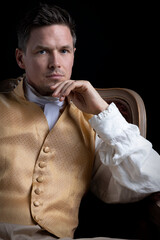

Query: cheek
left=25, top=60, right=44, bottom=83
left=26, top=59, right=46, bottom=74
left=65, top=57, right=74, bottom=74
left=65, top=64, right=73, bottom=79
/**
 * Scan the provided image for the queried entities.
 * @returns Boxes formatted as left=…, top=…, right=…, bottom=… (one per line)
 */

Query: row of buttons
left=33, top=146, right=50, bottom=209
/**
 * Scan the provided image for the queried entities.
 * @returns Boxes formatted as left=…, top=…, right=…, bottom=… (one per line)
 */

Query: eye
left=61, top=49, right=69, bottom=54
left=39, top=50, right=47, bottom=55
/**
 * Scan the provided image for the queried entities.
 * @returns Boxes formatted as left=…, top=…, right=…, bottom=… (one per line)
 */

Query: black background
left=0, top=1, right=160, bottom=238
left=0, top=1, right=159, bottom=150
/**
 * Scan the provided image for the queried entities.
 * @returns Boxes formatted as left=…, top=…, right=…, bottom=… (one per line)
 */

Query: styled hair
left=17, top=3, right=76, bottom=52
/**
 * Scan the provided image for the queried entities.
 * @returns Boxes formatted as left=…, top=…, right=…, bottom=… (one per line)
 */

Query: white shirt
left=24, top=80, right=160, bottom=203
left=90, top=104, right=160, bottom=203
left=24, top=79, right=64, bottom=130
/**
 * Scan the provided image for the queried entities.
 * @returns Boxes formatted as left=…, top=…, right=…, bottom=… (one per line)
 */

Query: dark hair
left=17, top=3, right=76, bottom=52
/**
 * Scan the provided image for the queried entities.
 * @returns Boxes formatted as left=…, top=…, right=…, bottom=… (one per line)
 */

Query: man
left=0, top=3, right=160, bottom=240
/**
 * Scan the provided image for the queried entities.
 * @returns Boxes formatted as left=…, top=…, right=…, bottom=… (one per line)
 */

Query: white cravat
left=24, top=79, right=64, bottom=130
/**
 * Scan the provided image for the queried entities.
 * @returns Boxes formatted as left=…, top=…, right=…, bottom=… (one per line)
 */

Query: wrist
left=95, top=102, right=109, bottom=115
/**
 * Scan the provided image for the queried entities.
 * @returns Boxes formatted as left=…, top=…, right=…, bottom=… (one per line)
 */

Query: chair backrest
left=96, top=88, right=147, bottom=138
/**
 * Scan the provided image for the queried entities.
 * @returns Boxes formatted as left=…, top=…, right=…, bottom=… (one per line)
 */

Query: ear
left=15, top=48, right=25, bottom=69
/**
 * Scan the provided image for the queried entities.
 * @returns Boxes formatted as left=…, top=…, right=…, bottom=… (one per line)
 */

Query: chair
left=75, top=88, right=160, bottom=240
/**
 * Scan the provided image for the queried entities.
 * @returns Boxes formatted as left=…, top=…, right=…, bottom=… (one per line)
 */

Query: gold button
left=36, top=176, right=44, bottom=183
left=33, top=201, right=40, bottom=207
left=34, top=215, right=40, bottom=222
left=34, top=188, right=41, bottom=195
left=43, top=146, right=50, bottom=153
left=39, top=161, right=47, bottom=168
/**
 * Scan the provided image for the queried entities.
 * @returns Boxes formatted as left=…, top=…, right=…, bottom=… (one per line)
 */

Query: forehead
left=28, top=24, right=73, bottom=48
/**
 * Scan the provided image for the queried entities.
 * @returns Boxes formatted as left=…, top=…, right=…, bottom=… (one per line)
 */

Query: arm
left=50, top=79, right=160, bottom=203
left=89, top=103, right=160, bottom=203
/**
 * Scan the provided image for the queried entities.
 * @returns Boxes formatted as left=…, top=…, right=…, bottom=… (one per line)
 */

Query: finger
left=50, top=80, right=73, bottom=90
left=52, top=81, right=75, bottom=98
left=51, top=81, right=69, bottom=97
left=58, top=81, right=76, bottom=97
left=59, top=95, right=66, bottom=102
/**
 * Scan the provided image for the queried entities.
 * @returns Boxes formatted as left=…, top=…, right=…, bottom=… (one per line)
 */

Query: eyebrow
left=33, top=44, right=73, bottom=51
left=61, top=45, right=73, bottom=51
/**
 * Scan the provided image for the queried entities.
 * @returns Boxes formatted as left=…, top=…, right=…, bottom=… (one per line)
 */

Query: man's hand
left=50, top=80, right=109, bottom=115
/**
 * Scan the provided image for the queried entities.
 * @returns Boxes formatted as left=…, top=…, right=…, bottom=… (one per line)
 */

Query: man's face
left=16, top=24, right=75, bottom=95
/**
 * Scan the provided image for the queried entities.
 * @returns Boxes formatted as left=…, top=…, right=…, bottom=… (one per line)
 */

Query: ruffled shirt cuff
left=89, top=102, right=130, bottom=144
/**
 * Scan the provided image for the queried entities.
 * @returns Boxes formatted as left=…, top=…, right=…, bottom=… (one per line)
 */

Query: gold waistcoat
left=0, top=79, right=95, bottom=238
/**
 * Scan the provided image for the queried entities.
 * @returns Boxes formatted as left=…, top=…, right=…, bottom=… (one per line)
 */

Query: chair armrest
left=147, top=192, right=160, bottom=227
left=0, top=77, right=21, bottom=93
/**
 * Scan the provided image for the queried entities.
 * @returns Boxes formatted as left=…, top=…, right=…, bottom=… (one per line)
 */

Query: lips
left=46, top=73, right=64, bottom=80
left=46, top=71, right=65, bottom=78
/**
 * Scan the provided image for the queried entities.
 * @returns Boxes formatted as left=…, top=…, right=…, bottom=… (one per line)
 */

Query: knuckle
left=84, top=80, right=91, bottom=87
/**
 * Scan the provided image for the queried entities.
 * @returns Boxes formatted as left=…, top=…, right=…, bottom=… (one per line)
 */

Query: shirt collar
left=24, top=78, right=64, bottom=108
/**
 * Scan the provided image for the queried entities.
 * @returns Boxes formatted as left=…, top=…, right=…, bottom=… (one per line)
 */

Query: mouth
left=46, top=73, right=65, bottom=80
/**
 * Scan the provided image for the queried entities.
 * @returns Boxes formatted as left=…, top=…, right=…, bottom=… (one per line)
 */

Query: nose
left=48, top=52, right=60, bottom=69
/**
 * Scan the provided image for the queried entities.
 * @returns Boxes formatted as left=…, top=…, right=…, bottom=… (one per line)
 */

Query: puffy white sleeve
left=89, top=102, right=160, bottom=203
